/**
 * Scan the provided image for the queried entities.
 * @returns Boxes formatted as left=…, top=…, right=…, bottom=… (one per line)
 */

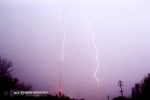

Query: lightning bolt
left=83, top=1, right=101, bottom=99
left=86, top=15, right=150, bottom=23
left=51, top=0, right=66, bottom=93
left=51, top=0, right=150, bottom=98
left=83, top=0, right=100, bottom=83
left=84, top=1, right=150, bottom=100
left=84, top=13, right=150, bottom=100
left=85, top=15, right=150, bottom=76
left=84, top=21, right=101, bottom=100
left=87, top=23, right=100, bottom=82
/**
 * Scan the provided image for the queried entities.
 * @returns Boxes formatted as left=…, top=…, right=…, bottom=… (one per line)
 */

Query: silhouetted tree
left=54, top=92, right=71, bottom=99
left=131, top=83, right=142, bottom=100
left=0, top=57, right=32, bottom=97
left=0, top=57, right=84, bottom=100
left=0, top=57, right=13, bottom=77
left=131, top=73, right=150, bottom=100
left=113, top=96, right=130, bottom=100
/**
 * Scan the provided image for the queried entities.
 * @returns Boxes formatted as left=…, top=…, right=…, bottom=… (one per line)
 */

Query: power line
left=107, top=95, right=110, bottom=100
left=118, top=80, right=124, bottom=97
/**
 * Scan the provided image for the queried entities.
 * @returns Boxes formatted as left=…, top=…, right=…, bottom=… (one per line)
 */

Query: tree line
left=0, top=56, right=150, bottom=100
left=113, top=73, right=150, bottom=100
left=0, top=57, right=84, bottom=100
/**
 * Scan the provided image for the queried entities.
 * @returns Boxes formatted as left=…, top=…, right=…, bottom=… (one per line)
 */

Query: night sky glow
left=0, top=0, right=150, bottom=100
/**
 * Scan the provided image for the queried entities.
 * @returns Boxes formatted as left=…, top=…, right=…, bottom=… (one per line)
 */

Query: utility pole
left=118, top=80, right=124, bottom=97
left=107, top=95, right=110, bottom=100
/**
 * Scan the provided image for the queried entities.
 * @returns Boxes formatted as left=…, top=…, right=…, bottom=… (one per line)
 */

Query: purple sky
left=0, top=0, right=150, bottom=100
